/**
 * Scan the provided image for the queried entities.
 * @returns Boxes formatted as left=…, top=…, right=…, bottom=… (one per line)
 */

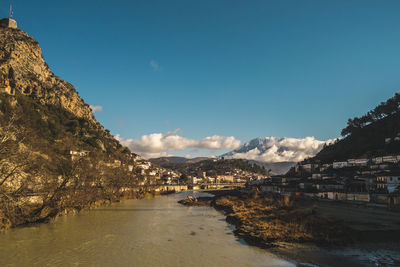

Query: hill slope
left=313, top=112, right=400, bottom=163
left=150, top=157, right=269, bottom=177
left=244, top=160, right=297, bottom=175
left=150, top=156, right=209, bottom=164
left=311, top=94, right=400, bottom=163
left=0, top=25, right=144, bottom=231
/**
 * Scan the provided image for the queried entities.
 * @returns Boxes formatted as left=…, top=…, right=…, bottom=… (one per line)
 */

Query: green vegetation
left=341, top=93, right=400, bottom=136
left=151, top=158, right=269, bottom=176
left=0, top=92, right=141, bottom=231
left=179, top=174, right=189, bottom=183
left=311, top=92, right=400, bottom=163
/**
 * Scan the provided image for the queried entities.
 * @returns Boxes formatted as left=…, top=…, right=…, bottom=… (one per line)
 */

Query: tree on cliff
left=341, top=92, right=400, bottom=136
left=0, top=113, right=34, bottom=193
left=0, top=113, right=42, bottom=227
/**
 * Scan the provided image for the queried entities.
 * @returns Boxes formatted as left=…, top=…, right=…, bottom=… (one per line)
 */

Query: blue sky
left=4, top=0, right=400, bottom=159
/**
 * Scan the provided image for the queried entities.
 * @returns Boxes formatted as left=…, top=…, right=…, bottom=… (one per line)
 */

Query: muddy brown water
left=0, top=192, right=294, bottom=266
left=0, top=192, right=399, bottom=266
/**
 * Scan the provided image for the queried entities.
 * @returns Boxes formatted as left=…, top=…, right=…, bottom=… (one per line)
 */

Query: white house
left=382, top=156, right=397, bottom=163
left=70, top=150, right=90, bottom=157
left=302, top=164, right=318, bottom=172
left=372, top=157, right=383, bottom=164
left=376, top=173, right=400, bottom=193
left=348, top=158, right=369, bottom=166
left=140, top=162, right=151, bottom=170
left=333, top=161, right=349, bottom=169
left=314, top=180, right=344, bottom=191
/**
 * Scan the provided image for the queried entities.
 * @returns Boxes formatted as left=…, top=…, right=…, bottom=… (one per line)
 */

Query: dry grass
left=213, top=194, right=351, bottom=245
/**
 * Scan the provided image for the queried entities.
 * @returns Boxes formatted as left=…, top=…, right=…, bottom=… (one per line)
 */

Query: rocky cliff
left=0, top=24, right=150, bottom=231
left=0, top=26, right=97, bottom=124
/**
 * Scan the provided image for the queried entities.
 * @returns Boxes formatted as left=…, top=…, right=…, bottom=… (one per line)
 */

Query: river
left=0, top=192, right=295, bottom=267
left=0, top=192, right=399, bottom=267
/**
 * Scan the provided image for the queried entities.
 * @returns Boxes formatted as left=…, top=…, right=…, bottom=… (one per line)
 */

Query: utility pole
left=9, top=2, right=13, bottom=19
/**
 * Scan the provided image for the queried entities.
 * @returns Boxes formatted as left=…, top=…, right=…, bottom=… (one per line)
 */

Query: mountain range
left=149, top=157, right=269, bottom=177
left=150, top=136, right=331, bottom=174
left=150, top=156, right=295, bottom=175
left=220, top=137, right=329, bottom=174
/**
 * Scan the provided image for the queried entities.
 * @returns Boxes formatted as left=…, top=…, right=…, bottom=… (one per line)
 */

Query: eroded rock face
left=0, top=27, right=97, bottom=125
left=0, top=25, right=151, bottom=232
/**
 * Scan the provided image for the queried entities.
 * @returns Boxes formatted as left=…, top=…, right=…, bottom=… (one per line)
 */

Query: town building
left=376, top=172, right=400, bottom=193
left=333, top=161, right=349, bottom=169
left=70, top=150, right=90, bottom=160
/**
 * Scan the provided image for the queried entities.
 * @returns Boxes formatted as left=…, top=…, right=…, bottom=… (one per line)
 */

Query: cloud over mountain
left=222, top=137, right=334, bottom=163
left=116, top=129, right=242, bottom=158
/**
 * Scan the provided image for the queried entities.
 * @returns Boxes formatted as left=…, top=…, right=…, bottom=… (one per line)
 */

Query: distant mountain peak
left=221, top=136, right=330, bottom=165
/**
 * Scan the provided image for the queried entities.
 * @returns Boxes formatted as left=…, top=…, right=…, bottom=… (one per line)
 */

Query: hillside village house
left=217, top=175, right=234, bottom=183
left=383, top=156, right=398, bottom=163
left=320, top=164, right=332, bottom=172
left=314, top=180, right=344, bottom=191
left=70, top=150, right=90, bottom=160
left=376, top=172, right=400, bottom=193
left=104, top=160, right=121, bottom=168
left=190, top=176, right=203, bottom=184
left=139, top=162, right=151, bottom=170
left=348, top=158, right=369, bottom=166
left=70, top=150, right=90, bottom=157
left=130, top=153, right=142, bottom=162
left=149, top=170, right=158, bottom=176
left=299, top=163, right=319, bottom=172
left=333, top=161, right=349, bottom=169
left=256, top=154, right=400, bottom=202
left=373, top=157, right=384, bottom=164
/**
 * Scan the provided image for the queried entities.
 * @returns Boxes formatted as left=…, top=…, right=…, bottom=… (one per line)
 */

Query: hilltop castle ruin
left=0, top=18, right=17, bottom=29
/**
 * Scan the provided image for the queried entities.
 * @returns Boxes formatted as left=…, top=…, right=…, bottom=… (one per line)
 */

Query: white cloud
left=115, top=129, right=242, bottom=159
left=150, top=60, right=160, bottom=71
left=90, top=105, right=103, bottom=113
left=226, top=137, right=334, bottom=163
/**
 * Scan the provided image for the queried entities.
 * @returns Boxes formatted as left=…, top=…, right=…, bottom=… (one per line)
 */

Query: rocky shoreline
left=178, top=190, right=400, bottom=249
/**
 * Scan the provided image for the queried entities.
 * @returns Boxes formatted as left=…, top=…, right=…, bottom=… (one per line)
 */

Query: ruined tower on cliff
left=0, top=18, right=17, bottom=29
left=0, top=3, right=17, bottom=29
left=0, top=4, right=17, bottom=94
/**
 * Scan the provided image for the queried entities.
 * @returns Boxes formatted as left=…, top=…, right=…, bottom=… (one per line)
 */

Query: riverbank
left=179, top=190, right=400, bottom=248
